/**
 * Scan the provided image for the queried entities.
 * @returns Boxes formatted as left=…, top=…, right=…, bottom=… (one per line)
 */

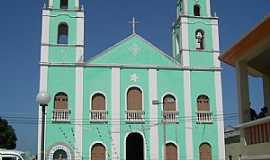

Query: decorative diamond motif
left=130, top=73, right=139, bottom=82
left=129, top=44, right=141, bottom=56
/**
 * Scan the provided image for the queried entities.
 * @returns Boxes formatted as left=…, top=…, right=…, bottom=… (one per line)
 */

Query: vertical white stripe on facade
left=75, top=0, right=80, bottom=9
left=215, top=71, right=225, bottom=160
left=212, top=19, right=220, bottom=68
left=206, top=0, right=211, bottom=17
left=38, top=10, right=50, bottom=160
left=74, top=11, right=85, bottom=160
left=183, top=0, right=189, bottom=15
left=149, top=69, right=159, bottom=160
left=212, top=19, right=225, bottom=160
left=76, top=12, right=84, bottom=63
left=183, top=71, right=193, bottom=160
left=111, top=68, right=121, bottom=160
left=181, top=17, right=190, bottom=67
left=75, top=66, right=84, bottom=160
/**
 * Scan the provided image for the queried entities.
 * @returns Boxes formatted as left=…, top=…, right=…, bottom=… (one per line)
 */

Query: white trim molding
left=183, top=70, right=193, bottom=160
left=212, top=17, right=225, bottom=160
left=148, top=69, right=159, bottom=160
left=48, top=144, right=72, bottom=160
left=180, top=17, right=190, bottom=67
left=111, top=68, right=120, bottom=160
left=38, top=9, right=50, bottom=160
left=75, top=66, right=84, bottom=159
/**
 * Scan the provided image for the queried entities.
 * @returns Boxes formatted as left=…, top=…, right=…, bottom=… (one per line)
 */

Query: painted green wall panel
left=45, top=66, right=76, bottom=149
left=82, top=67, right=112, bottom=159
left=157, top=70, right=187, bottom=160
left=190, top=71, right=219, bottom=159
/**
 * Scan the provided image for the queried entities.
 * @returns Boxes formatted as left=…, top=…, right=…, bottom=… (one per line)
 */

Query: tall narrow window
left=195, top=30, right=204, bottom=50
left=200, top=143, right=212, bottom=160
left=91, top=143, right=106, bottom=160
left=127, top=87, right=142, bottom=111
left=58, top=23, right=68, bottom=44
left=163, top=95, right=176, bottom=111
left=194, top=5, right=201, bottom=16
left=91, top=93, right=107, bottom=121
left=54, top=92, right=68, bottom=110
left=166, top=143, right=178, bottom=160
left=197, top=95, right=210, bottom=111
left=126, top=87, right=144, bottom=122
left=60, top=0, right=68, bottom=9
left=53, top=92, right=69, bottom=122
left=92, top=94, right=106, bottom=110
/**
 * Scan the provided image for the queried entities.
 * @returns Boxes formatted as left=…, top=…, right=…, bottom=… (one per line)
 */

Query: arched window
left=60, top=0, right=68, bottom=9
left=53, top=149, right=68, bottom=159
left=58, top=23, right=68, bottom=44
left=91, top=93, right=106, bottom=110
left=194, top=4, right=201, bottom=16
left=127, top=87, right=142, bottom=111
left=91, top=143, right=106, bottom=160
left=195, top=30, right=204, bottom=50
left=54, top=92, right=68, bottom=110
left=163, top=95, right=176, bottom=111
left=197, top=95, right=210, bottom=111
left=199, top=143, right=212, bottom=160
left=166, top=143, right=178, bottom=160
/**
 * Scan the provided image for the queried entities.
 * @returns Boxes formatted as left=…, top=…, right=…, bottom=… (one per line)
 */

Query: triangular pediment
left=87, top=34, right=179, bottom=66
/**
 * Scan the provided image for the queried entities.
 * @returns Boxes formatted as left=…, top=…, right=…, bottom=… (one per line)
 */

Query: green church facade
left=37, top=0, right=225, bottom=159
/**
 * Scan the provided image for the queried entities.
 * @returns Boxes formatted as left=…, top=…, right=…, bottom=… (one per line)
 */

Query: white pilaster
left=38, top=10, right=50, bottom=160
left=76, top=12, right=85, bottom=63
left=75, top=0, right=80, bottom=9
left=149, top=69, right=159, bottom=160
left=212, top=18, right=225, bottom=160
left=183, top=71, right=193, bottom=160
left=215, top=71, right=225, bottom=159
left=111, top=68, right=121, bottom=160
left=236, top=62, right=250, bottom=123
left=73, top=10, right=85, bottom=160
left=183, top=0, right=189, bottom=15
left=74, top=66, right=84, bottom=160
left=212, top=19, right=220, bottom=68
left=181, top=17, right=190, bottom=67
left=206, top=0, right=211, bottom=17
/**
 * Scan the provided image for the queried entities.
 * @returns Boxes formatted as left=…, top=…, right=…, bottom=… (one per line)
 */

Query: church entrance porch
left=126, top=133, right=144, bottom=160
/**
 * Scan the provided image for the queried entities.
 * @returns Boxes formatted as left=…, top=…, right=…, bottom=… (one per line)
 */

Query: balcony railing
left=196, top=111, right=212, bottom=123
left=239, top=116, right=270, bottom=145
left=90, top=110, right=108, bottom=122
left=126, top=110, right=145, bottom=123
left=163, top=111, right=179, bottom=123
left=52, top=109, right=69, bottom=122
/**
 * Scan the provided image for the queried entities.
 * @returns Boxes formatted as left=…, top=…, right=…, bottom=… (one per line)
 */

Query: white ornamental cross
left=130, top=74, right=139, bottom=82
left=129, top=44, right=141, bottom=56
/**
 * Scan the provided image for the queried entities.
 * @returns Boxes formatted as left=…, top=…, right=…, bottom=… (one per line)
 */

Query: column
left=236, top=62, right=250, bottom=123
left=263, top=75, right=270, bottom=115
left=111, top=68, right=120, bottom=160
left=149, top=69, right=159, bottom=160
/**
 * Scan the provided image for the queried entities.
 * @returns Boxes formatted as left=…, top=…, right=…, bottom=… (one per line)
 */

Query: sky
left=0, top=0, right=269, bottom=154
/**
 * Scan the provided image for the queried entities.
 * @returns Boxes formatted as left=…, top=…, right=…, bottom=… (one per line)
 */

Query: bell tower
left=40, top=0, right=84, bottom=64
left=172, top=0, right=219, bottom=68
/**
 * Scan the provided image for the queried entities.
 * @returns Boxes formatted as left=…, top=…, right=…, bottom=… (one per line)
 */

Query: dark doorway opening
left=126, top=133, right=144, bottom=160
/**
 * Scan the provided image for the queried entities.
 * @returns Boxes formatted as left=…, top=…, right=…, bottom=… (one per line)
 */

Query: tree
left=0, top=117, right=17, bottom=149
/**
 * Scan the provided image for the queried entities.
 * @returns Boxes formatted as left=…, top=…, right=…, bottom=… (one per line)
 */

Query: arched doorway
left=126, top=133, right=144, bottom=160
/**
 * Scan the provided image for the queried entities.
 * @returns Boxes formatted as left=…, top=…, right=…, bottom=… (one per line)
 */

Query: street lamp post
left=36, top=91, right=50, bottom=160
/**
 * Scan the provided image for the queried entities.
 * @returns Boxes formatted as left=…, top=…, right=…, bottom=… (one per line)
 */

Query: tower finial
left=128, top=17, right=140, bottom=34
